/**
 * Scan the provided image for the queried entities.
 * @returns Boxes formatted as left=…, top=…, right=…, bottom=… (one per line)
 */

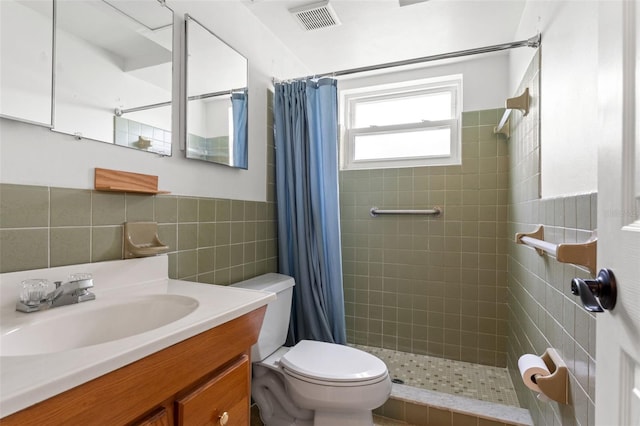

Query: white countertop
left=0, top=256, right=275, bottom=418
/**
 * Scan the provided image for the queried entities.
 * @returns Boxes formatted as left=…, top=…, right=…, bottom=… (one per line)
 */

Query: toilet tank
left=230, top=273, right=294, bottom=362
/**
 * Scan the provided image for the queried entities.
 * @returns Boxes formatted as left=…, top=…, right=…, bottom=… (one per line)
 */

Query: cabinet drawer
left=133, top=408, right=171, bottom=426
left=176, top=355, right=250, bottom=426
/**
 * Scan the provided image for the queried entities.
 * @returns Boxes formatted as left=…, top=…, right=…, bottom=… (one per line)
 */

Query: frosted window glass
left=354, top=128, right=451, bottom=161
left=354, top=92, right=452, bottom=127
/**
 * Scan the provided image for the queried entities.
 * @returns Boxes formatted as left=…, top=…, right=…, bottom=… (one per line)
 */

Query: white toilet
left=231, top=273, right=392, bottom=426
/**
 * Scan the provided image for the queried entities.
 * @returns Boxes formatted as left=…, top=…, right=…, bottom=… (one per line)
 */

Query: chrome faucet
left=16, top=274, right=96, bottom=313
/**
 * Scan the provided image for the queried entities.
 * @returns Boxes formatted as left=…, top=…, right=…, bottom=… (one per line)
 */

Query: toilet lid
left=280, top=340, right=388, bottom=383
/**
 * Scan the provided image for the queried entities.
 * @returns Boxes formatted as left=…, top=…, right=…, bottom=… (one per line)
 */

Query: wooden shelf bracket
left=515, top=225, right=597, bottom=274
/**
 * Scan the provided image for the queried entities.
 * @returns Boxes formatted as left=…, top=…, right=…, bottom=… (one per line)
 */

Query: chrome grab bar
left=369, top=207, right=441, bottom=217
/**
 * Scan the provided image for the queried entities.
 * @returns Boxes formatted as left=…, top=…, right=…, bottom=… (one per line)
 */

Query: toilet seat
left=282, top=366, right=389, bottom=387
left=280, top=340, right=388, bottom=386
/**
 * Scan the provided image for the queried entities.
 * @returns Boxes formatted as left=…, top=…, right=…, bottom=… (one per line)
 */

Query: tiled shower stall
left=340, top=107, right=510, bottom=368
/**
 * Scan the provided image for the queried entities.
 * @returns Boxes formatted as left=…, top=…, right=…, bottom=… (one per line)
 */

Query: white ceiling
left=242, top=0, right=527, bottom=75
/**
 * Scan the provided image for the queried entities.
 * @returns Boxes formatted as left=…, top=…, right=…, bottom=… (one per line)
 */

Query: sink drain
left=391, top=378, right=405, bottom=384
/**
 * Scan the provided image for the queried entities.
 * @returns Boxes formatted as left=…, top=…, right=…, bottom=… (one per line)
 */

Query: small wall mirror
left=53, top=0, right=173, bottom=156
left=0, top=0, right=53, bottom=126
left=185, top=15, right=248, bottom=169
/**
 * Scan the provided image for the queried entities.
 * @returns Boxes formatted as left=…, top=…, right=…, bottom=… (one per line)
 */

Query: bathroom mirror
left=0, top=0, right=53, bottom=126
left=185, top=15, right=248, bottom=169
left=53, top=0, right=173, bottom=156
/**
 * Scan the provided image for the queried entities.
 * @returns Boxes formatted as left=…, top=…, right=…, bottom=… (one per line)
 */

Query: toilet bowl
left=231, top=274, right=391, bottom=426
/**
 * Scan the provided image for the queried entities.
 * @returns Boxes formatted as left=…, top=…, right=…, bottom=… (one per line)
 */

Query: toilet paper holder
left=532, top=348, right=568, bottom=404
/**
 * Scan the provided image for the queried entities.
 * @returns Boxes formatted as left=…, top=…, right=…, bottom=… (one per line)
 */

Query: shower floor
left=354, top=344, right=520, bottom=407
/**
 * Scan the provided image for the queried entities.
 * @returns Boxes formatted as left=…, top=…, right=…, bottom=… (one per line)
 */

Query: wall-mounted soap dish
left=124, top=222, right=169, bottom=259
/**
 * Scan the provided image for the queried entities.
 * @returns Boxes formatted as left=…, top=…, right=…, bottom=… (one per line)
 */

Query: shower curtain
left=273, top=78, right=346, bottom=345
left=231, top=90, right=248, bottom=168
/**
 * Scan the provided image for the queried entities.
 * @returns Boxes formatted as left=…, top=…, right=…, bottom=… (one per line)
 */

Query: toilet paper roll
left=518, top=354, right=550, bottom=392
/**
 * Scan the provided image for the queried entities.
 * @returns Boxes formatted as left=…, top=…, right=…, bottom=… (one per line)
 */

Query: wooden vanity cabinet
left=2, top=307, right=265, bottom=426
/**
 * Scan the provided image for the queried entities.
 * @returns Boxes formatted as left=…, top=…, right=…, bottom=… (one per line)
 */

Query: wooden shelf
left=94, top=168, right=169, bottom=194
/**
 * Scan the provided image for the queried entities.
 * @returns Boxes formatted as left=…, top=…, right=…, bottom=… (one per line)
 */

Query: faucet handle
left=68, top=273, right=94, bottom=289
left=69, top=273, right=92, bottom=282
left=69, top=273, right=96, bottom=302
left=19, top=279, right=51, bottom=306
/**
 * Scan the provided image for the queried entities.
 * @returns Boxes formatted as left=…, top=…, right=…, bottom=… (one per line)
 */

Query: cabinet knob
left=218, top=411, right=229, bottom=426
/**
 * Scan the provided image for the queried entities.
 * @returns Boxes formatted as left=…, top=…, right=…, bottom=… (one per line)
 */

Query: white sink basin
left=1, top=294, right=199, bottom=357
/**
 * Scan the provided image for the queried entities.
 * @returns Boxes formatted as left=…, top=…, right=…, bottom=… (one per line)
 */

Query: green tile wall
left=0, top=186, right=278, bottom=282
left=0, top=91, right=279, bottom=285
left=339, top=107, right=510, bottom=367
left=506, top=51, right=596, bottom=426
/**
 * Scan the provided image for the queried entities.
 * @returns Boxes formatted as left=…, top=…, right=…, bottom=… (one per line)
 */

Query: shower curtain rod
left=273, top=34, right=541, bottom=83
left=114, top=88, right=244, bottom=116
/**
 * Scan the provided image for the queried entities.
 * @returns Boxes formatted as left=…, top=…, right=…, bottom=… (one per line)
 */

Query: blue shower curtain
left=273, top=78, right=346, bottom=345
left=231, top=90, right=248, bottom=169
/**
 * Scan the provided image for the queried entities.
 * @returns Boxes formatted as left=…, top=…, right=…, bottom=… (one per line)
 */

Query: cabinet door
left=176, top=355, right=250, bottom=426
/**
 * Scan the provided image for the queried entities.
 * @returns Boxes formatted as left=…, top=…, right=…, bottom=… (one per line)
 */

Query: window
left=340, top=75, right=462, bottom=170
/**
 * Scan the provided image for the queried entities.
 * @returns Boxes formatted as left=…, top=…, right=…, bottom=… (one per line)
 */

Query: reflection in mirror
left=0, top=0, right=53, bottom=126
left=185, top=15, right=248, bottom=169
left=53, top=0, right=173, bottom=156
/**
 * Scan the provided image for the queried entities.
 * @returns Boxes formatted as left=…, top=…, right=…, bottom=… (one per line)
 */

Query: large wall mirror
left=185, top=15, right=248, bottom=169
left=0, top=0, right=53, bottom=126
left=53, top=0, right=173, bottom=156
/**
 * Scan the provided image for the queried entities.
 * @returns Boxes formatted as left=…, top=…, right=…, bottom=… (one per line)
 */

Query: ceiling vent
left=289, top=1, right=341, bottom=31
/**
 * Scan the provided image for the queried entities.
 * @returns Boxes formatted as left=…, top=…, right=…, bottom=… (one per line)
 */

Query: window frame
left=340, top=75, right=462, bottom=170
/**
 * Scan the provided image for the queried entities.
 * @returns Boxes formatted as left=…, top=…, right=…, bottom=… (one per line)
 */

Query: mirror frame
left=184, top=14, right=249, bottom=169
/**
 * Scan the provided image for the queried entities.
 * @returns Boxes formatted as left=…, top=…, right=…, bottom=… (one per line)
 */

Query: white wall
left=510, top=0, right=599, bottom=197
left=338, top=52, right=509, bottom=113
left=0, top=1, right=310, bottom=202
